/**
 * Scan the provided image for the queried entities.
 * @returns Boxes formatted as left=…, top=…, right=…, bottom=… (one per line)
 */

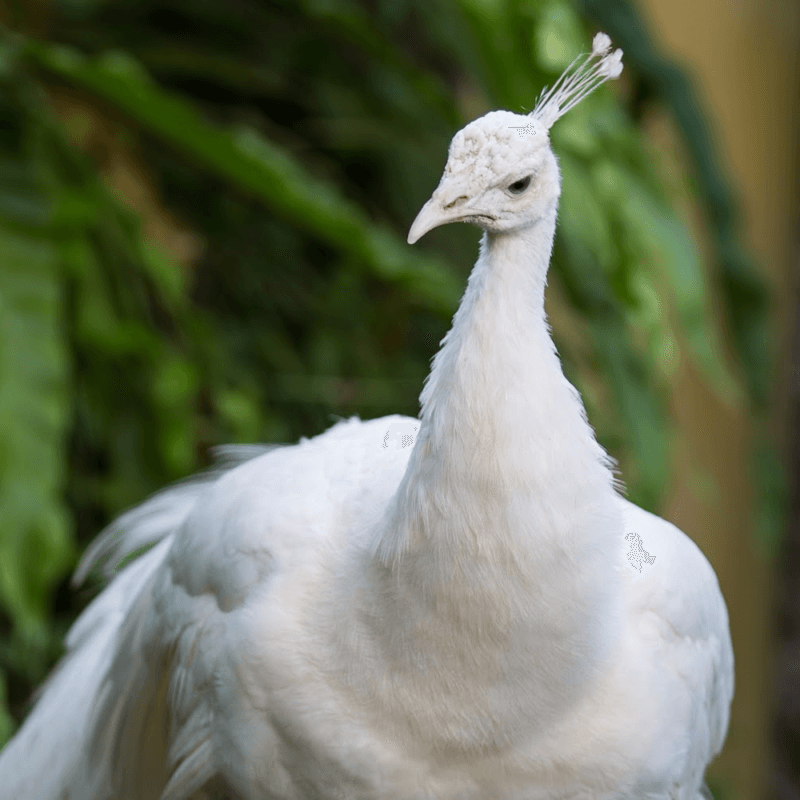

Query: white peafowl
left=0, top=33, right=733, bottom=800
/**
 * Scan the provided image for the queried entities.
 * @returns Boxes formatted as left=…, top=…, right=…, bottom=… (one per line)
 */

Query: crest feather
left=531, top=32, right=623, bottom=130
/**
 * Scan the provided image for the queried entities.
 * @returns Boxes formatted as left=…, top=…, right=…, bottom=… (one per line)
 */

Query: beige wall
left=635, top=1, right=800, bottom=798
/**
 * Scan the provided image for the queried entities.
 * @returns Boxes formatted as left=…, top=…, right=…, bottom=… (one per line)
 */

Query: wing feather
left=619, top=498, right=734, bottom=791
left=0, top=446, right=276, bottom=799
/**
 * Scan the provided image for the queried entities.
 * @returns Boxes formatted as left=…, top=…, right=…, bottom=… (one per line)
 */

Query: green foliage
left=0, top=0, right=773, bottom=748
left=0, top=61, right=74, bottom=739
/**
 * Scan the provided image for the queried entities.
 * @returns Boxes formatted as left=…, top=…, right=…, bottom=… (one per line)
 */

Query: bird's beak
left=408, top=196, right=450, bottom=245
left=407, top=180, right=476, bottom=245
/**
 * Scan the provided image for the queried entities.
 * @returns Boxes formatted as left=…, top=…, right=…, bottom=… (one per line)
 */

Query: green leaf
left=559, top=153, right=617, bottom=274
left=0, top=222, right=74, bottom=633
left=0, top=671, right=15, bottom=748
left=139, top=241, right=186, bottom=307
left=593, top=160, right=743, bottom=407
left=591, top=319, right=668, bottom=509
left=534, top=2, right=585, bottom=72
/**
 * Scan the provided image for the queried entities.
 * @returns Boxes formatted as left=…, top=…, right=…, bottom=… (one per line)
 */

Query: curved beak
left=408, top=179, right=482, bottom=244
left=408, top=196, right=452, bottom=245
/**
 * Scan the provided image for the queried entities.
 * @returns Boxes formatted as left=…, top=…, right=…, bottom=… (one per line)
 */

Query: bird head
left=408, top=32, right=623, bottom=245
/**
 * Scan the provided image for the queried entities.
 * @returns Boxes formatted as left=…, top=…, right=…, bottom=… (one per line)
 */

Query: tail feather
left=0, top=445, right=276, bottom=799
left=0, top=538, right=171, bottom=799
left=74, top=445, right=280, bottom=584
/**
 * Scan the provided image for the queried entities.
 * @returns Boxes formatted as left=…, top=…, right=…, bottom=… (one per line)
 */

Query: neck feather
left=353, top=206, right=624, bottom=752
left=377, top=205, right=619, bottom=563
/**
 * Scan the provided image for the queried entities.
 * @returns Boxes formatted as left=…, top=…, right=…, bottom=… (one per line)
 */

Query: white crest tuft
left=531, top=32, right=623, bottom=130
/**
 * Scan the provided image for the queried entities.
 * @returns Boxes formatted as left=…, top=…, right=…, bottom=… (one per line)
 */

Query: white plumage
left=0, top=34, right=733, bottom=800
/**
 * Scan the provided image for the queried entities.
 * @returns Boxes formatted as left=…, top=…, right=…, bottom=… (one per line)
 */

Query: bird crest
left=529, top=32, right=623, bottom=131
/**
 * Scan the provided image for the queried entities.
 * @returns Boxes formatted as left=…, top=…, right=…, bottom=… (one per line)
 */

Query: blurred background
left=0, top=0, right=797, bottom=797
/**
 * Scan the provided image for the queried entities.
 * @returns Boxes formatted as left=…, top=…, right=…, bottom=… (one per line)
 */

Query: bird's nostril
left=443, top=196, right=469, bottom=210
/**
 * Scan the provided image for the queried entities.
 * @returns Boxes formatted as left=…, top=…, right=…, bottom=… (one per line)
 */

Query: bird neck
left=376, top=204, right=620, bottom=567
left=354, top=205, right=624, bottom=751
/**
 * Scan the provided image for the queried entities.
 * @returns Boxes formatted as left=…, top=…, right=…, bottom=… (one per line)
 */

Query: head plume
left=530, top=32, right=623, bottom=131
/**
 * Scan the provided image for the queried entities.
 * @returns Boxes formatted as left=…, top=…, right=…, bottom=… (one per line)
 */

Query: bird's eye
left=508, top=175, right=532, bottom=195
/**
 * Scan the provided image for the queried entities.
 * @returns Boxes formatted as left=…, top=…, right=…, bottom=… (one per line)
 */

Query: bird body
left=0, top=34, right=732, bottom=800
